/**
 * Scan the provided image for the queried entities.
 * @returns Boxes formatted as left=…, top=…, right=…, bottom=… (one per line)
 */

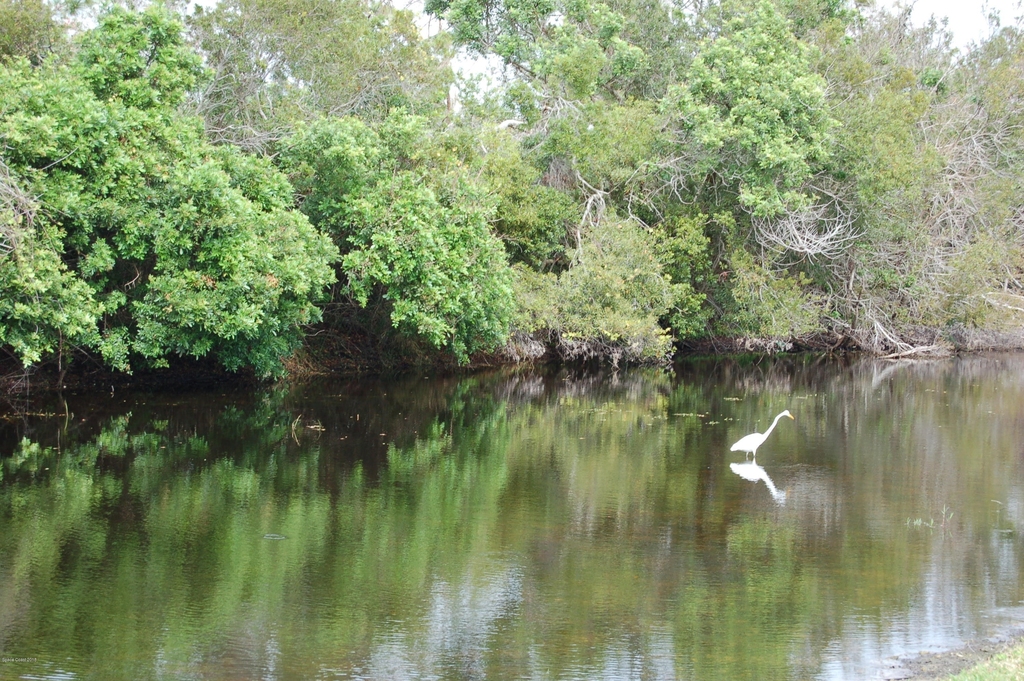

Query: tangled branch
left=572, top=170, right=609, bottom=264
left=0, top=160, right=36, bottom=259
left=753, top=184, right=859, bottom=261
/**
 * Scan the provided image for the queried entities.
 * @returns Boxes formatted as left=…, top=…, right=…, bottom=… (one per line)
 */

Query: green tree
left=280, top=113, right=515, bottom=363
left=513, top=218, right=678, bottom=363
left=0, top=217, right=101, bottom=366
left=0, top=7, right=338, bottom=375
left=664, top=0, right=834, bottom=219
left=427, top=0, right=650, bottom=101
left=0, top=0, right=57, bottom=62
left=186, top=0, right=452, bottom=150
left=803, top=5, right=1024, bottom=351
left=478, top=128, right=579, bottom=269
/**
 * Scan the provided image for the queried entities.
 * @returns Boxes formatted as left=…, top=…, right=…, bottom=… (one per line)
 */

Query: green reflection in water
left=2, top=356, right=1024, bottom=680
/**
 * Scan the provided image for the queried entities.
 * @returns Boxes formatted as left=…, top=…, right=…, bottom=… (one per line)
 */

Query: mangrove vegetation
left=2, top=0, right=1024, bottom=377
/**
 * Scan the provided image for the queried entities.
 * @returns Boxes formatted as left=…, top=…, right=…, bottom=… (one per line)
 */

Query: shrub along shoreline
left=3, top=1, right=1024, bottom=386
left=6, top=325, right=1024, bottom=401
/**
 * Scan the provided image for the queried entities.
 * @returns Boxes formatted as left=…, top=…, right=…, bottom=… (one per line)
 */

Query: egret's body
left=730, top=410, right=794, bottom=458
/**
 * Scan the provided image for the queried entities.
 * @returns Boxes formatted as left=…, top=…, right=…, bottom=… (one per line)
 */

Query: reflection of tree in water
left=3, top=355, right=1024, bottom=679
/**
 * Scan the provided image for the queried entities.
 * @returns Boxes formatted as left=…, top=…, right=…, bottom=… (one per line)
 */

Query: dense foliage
left=279, top=113, right=514, bottom=362
left=2, top=0, right=1024, bottom=376
left=0, top=7, right=337, bottom=376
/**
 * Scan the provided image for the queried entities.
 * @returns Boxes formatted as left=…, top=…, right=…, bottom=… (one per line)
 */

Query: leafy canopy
left=280, top=112, right=515, bottom=363
left=0, top=6, right=338, bottom=375
left=665, top=0, right=834, bottom=218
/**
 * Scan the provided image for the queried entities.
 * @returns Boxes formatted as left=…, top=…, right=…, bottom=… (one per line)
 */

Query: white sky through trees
left=437, top=1, right=1024, bottom=98
left=884, top=0, right=1023, bottom=48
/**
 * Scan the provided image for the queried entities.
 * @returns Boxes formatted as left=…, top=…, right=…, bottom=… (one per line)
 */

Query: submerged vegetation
left=2, top=0, right=1024, bottom=377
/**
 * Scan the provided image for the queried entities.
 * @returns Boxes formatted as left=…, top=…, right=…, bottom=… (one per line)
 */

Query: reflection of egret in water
left=730, top=460, right=787, bottom=505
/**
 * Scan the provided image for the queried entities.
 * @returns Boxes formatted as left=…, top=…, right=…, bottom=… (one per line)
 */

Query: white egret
left=730, top=410, right=794, bottom=458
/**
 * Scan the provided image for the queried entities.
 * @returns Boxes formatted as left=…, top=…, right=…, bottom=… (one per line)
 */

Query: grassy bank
left=899, top=634, right=1024, bottom=680
left=946, top=643, right=1024, bottom=680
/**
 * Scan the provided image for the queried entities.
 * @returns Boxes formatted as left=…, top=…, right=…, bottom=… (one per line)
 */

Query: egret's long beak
left=787, top=414, right=795, bottom=419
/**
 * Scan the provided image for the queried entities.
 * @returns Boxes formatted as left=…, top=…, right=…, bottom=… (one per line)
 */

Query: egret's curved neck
left=763, top=413, right=786, bottom=438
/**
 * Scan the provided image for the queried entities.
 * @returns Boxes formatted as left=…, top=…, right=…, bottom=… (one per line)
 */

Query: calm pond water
left=2, top=354, right=1024, bottom=680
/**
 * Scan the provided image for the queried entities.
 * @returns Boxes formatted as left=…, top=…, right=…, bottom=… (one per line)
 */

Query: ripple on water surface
left=2, top=356, right=1024, bottom=679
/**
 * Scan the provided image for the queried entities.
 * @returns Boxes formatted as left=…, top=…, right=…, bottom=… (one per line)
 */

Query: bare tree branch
left=0, top=159, right=36, bottom=259
left=753, top=183, right=860, bottom=261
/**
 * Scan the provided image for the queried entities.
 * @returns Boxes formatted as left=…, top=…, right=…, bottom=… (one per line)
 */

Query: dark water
left=2, top=354, right=1024, bottom=680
